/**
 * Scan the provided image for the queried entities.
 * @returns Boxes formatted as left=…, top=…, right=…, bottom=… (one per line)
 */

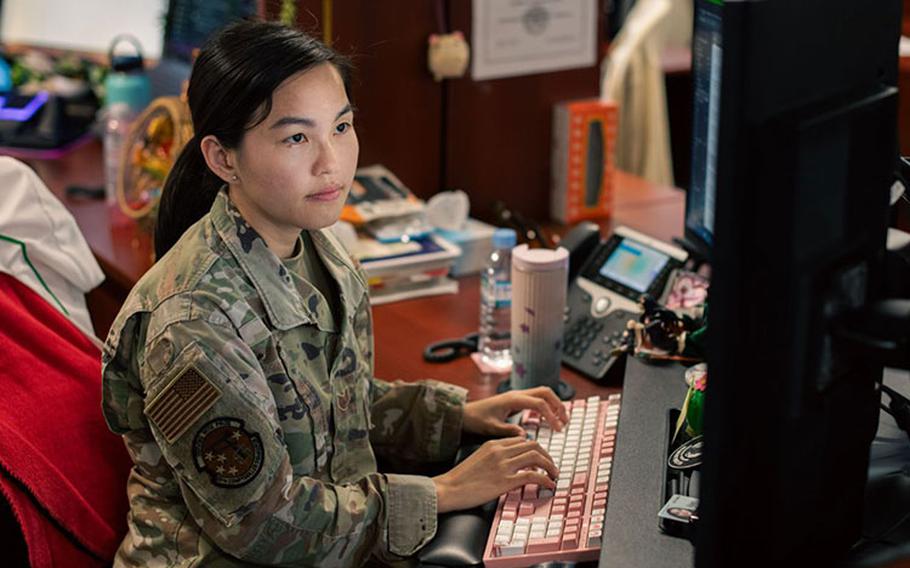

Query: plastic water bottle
left=479, top=228, right=517, bottom=370
left=103, top=102, right=133, bottom=207
left=103, top=35, right=151, bottom=226
left=103, top=102, right=134, bottom=220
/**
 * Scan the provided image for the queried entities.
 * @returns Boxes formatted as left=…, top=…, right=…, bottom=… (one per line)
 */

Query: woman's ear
left=200, top=135, right=239, bottom=184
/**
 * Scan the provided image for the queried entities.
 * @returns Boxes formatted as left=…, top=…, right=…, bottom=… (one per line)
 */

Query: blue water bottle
left=104, top=35, right=151, bottom=111
left=0, top=57, right=12, bottom=92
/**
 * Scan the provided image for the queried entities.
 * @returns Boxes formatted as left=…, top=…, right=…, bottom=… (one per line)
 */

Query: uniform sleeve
left=346, top=265, right=468, bottom=466
left=140, top=313, right=437, bottom=565
left=368, top=378, right=467, bottom=465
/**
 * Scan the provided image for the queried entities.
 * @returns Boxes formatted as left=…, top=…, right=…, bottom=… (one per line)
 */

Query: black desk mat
left=598, top=358, right=694, bottom=568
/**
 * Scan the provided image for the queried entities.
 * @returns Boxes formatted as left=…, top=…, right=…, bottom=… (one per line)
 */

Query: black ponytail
left=154, top=135, right=223, bottom=257
left=154, top=20, right=354, bottom=259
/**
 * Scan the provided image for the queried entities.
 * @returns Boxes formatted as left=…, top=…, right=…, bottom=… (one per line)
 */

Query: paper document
left=471, top=0, right=598, bottom=81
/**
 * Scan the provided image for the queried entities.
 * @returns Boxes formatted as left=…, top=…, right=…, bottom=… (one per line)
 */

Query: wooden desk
left=24, top=140, right=685, bottom=399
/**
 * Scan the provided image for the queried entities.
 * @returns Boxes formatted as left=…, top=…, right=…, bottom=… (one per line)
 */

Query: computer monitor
left=161, top=0, right=260, bottom=62
left=697, top=1, right=902, bottom=567
left=149, top=0, right=261, bottom=99
left=684, top=0, right=722, bottom=255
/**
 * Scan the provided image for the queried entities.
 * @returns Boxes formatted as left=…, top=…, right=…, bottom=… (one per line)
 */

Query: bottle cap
left=512, top=244, right=569, bottom=272
left=492, top=228, right=517, bottom=249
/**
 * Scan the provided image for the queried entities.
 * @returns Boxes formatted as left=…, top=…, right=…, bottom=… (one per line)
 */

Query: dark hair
left=154, top=20, right=354, bottom=258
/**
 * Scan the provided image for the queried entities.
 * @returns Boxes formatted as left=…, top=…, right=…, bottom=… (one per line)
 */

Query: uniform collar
left=309, top=228, right=368, bottom=320
left=209, top=190, right=366, bottom=330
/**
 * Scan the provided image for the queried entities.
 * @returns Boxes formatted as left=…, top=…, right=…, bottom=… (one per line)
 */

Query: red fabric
left=0, top=273, right=132, bottom=567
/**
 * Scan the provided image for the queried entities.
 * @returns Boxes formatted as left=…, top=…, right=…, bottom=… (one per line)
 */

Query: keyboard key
left=527, top=537, right=562, bottom=554
left=500, top=541, right=526, bottom=556
left=572, top=472, right=587, bottom=488
left=561, top=533, right=579, bottom=549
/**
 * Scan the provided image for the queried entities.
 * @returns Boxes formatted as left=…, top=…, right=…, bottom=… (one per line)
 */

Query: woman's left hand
left=462, top=386, right=569, bottom=437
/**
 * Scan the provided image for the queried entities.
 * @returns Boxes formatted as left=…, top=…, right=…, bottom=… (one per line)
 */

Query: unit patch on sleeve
left=146, top=366, right=222, bottom=443
left=193, top=418, right=265, bottom=488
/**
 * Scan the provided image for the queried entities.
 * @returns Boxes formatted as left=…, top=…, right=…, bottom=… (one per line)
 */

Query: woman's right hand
left=432, top=437, right=558, bottom=513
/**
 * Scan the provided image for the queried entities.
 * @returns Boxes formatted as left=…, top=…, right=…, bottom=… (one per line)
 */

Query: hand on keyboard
left=463, top=386, right=569, bottom=437
left=433, top=437, right=559, bottom=513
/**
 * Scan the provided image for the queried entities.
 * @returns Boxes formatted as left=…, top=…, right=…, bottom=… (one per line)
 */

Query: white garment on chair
left=602, top=0, right=675, bottom=187
left=0, top=156, right=104, bottom=341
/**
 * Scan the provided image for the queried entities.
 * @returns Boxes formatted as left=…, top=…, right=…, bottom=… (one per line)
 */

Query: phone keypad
left=562, top=311, right=633, bottom=380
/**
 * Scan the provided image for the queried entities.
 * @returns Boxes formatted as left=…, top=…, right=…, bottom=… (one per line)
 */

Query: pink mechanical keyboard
left=482, top=394, right=622, bottom=568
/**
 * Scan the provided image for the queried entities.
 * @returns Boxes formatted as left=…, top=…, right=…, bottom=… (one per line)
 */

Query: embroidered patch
left=193, top=418, right=265, bottom=488
left=146, top=366, right=222, bottom=443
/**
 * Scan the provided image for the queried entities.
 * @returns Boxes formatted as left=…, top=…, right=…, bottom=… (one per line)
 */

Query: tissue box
left=436, top=218, right=497, bottom=276
left=551, top=99, right=617, bottom=224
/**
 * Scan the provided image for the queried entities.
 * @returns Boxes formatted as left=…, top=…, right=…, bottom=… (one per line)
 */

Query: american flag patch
left=146, top=366, right=222, bottom=443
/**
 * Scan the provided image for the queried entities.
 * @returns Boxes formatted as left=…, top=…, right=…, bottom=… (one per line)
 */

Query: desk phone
left=562, top=226, right=688, bottom=381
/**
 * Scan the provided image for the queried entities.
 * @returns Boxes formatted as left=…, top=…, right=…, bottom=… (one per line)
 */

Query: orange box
left=550, top=99, right=618, bottom=224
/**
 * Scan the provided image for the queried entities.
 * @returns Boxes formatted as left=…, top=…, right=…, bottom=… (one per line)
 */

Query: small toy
left=428, top=31, right=470, bottom=81
left=617, top=295, right=708, bottom=363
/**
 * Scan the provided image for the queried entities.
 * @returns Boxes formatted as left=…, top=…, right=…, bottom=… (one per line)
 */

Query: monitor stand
left=599, top=357, right=693, bottom=568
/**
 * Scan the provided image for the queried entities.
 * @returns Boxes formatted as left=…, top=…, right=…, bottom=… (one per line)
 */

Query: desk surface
left=24, top=139, right=685, bottom=399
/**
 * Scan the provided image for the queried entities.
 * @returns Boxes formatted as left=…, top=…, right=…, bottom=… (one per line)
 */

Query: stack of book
left=350, top=233, right=461, bottom=305
left=344, top=165, right=461, bottom=304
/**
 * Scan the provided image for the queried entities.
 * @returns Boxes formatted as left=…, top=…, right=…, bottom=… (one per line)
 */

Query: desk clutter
left=335, top=165, right=458, bottom=304
left=335, top=164, right=505, bottom=304
left=660, top=409, right=703, bottom=540
left=0, top=49, right=106, bottom=154
left=483, top=394, right=622, bottom=567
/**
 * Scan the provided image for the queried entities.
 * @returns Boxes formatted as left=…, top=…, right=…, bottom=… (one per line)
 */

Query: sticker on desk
left=658, top=494, right=699, bottom=524
left=469, top=352, right=511, bottom=375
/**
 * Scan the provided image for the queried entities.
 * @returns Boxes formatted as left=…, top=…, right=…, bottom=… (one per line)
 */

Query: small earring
left=231, top=175, right=238, bottom=182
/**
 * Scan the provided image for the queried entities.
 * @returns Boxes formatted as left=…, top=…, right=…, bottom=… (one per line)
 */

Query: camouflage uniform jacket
left=101, top=190, right=467, bottom=566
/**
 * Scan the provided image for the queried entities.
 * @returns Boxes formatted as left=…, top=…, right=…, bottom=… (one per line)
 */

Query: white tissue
left=426, top=190, right=470, bottom=231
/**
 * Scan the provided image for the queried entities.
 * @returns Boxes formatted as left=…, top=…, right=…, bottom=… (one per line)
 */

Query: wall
left=1, top=0, right=167, bottom=58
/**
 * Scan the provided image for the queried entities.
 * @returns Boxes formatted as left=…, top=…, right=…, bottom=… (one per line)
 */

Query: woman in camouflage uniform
left=102, top=20, right=567, bottom=567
